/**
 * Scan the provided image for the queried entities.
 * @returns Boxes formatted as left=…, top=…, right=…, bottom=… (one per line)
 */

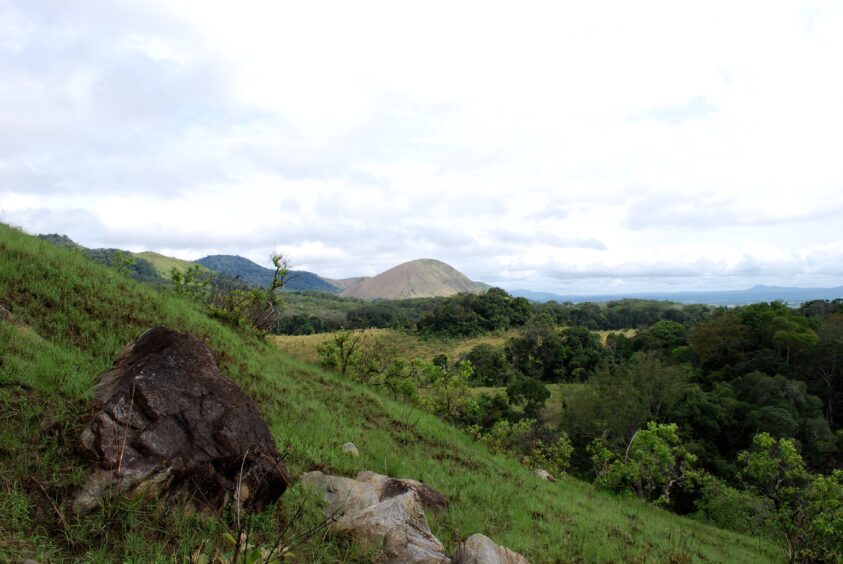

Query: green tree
left=505, top=376, right=550, bottom=419
left=738, top=433, right=843, bottom=563
left=316, top=330, right=363, bottom=377
left=590, top=422, right=698, bottom=506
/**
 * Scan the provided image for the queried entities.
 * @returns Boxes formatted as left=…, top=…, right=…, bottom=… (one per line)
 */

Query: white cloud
left=1, top=0, right=843, bottom=293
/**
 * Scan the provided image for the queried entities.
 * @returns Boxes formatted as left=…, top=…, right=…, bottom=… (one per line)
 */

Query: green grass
left=272, top=328, right=518, bottom=365
left=0, top=224, right=781, bottom=562
left=132, top=251, right=210, bottom=278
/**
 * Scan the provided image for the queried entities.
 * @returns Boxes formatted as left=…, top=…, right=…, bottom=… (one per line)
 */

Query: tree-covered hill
left=197, top=254, right=339, bottom=293
left=0, top=223, right=781, bottom=562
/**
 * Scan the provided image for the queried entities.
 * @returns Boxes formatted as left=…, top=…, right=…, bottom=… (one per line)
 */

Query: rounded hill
left=339, top=258, right=483, bottom=300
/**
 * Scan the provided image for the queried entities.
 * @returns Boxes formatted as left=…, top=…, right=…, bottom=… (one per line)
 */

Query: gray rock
left=74, top=326, right=289, bottom=512
left=341, top=441, right=359, bottom=456
left=534, top=469, right=557, bottom=483
left=332, top=491, right=449, bottom=564
left=356, top=470, right=449, bottom=513
left=300, top=471, right=379, bottom=516
left=453, top=533, right=530, bottom=564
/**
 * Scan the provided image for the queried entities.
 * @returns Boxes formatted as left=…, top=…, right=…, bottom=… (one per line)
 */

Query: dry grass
left=271, top=329, right=520, bottom=364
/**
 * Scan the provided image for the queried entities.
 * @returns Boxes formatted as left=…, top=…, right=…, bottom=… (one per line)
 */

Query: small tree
left=590, top=422, right=698, bottom=506
left=316, top=330, right=364, bottom=377
left=738, top=433, right=843, bottom=563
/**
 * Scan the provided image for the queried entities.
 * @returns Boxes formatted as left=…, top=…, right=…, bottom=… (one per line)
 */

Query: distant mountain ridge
left=510, top=285, right=843, bottom=306
left=338, top=258, right=485, bottom=299
left=196, top=255, right=339, bottom=293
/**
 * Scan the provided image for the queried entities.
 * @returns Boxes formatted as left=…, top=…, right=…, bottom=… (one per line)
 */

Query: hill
left=196, top=254, right=339, bottom=293
left=321, top=276, right=370, bottom=290
left=339, top=259, right=484, bottom=300
left=0, top=222, right=778, bottom=561
left=132, top=251, right=211, bottom=278
left=37, top=233, right=165, bottom=285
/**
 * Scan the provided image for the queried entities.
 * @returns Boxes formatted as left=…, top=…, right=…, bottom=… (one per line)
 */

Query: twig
left=116, top=382, right=136, bottom=479
left=235, top=447, right=251, bottom=531
left=32, top=477, right=69, bottom=535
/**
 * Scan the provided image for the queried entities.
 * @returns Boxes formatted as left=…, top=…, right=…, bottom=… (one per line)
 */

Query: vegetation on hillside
left=0, top=223, right=786, bottom=562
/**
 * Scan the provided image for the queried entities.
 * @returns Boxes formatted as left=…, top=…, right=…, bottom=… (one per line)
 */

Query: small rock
left=534, top=469, right=557, bottom=483
left=356, top=470, right=449, bottom=513
left=341, top=441, right=359, bottom=456
left=300, top=471, right=379, bottom=516
left=332, top=491, right=449, bottom=564
left=453, top=533, right=531, bottom=564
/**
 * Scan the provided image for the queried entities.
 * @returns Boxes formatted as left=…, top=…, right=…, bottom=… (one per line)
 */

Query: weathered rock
left=534, top=469, right=557, bottom=483
left=74, top=326, right=289, bottom=512
left=452, top=534, right=531, bottom=564
left=0, top=303, right=43, bottom=341
left=341, top=441, right=359, bottom=456
left=356, top=470, right=449, bottom=513
left=300, top=471, right=379, bottom=516
left=332, top=491, right=449, bottom=564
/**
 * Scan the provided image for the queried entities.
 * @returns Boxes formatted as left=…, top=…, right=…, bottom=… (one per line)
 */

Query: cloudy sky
left=2, top=1, right=843, bottom=294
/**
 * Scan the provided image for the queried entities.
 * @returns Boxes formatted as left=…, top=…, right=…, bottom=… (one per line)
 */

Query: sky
left=2, top=0, right=843, bottom=294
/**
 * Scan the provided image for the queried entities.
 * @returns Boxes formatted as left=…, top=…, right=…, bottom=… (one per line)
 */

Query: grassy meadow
left=132, top=251, right=210, bottom=278
left=0, top=224, right=780, bottom=562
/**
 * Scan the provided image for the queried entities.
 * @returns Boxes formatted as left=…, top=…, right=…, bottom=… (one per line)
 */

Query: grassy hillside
left=0, top=224, right=779, bottom=562
left=133, top=251, right=210, bottom=278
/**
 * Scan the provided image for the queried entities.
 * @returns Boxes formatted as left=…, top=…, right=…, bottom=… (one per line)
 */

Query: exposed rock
left=356, top=470, right=449, bottom=513
left=0, top=304, right=43, bottom=341
left=453, top=534, right=530, bottom=564
left=74, top=326, right=289, bottom=512
left=332, top=491, right=449, bottom=564
left=300, top=471, right=379, bottom=516
left=341, top=441, right=359, bottom=456
left=534, top=469, right=557, bottom=483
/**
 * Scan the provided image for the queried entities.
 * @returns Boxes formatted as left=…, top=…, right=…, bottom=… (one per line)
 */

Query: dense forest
left=311, top=290, right=843, bottom=562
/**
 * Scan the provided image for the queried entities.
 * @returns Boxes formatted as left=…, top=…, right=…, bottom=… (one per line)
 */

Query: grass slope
left=0, top=224, right=779, bottom=563
left=133, top=251, right=210, bottom=278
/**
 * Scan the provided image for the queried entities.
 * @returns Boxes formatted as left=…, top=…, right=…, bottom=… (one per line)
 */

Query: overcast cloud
left=2, top=0, right=843, bottom=293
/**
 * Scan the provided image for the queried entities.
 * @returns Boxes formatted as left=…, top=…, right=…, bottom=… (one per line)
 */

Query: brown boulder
left=74, top=326, right=289, bottom=512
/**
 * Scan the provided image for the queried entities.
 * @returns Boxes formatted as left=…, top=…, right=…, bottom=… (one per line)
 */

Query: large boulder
left=74, top=326, right=289, bottom=512
left=452, top=534, right=530, bottom=564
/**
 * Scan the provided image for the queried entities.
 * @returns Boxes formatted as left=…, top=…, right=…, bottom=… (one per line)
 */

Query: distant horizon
left=30, top=228, right=843, bottom=299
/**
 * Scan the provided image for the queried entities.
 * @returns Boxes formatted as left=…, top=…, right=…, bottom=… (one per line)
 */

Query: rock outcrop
left=75, top=326, right=289, bottom=512
left=452, top=534, right=530, bottom=564
left=302, top=470, right=450, bottom=563
left=300, top=471, right=379, bottom=516
left=356, top=470, right=449, bottom=513
left=332, top=491, right=449, bottom=564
